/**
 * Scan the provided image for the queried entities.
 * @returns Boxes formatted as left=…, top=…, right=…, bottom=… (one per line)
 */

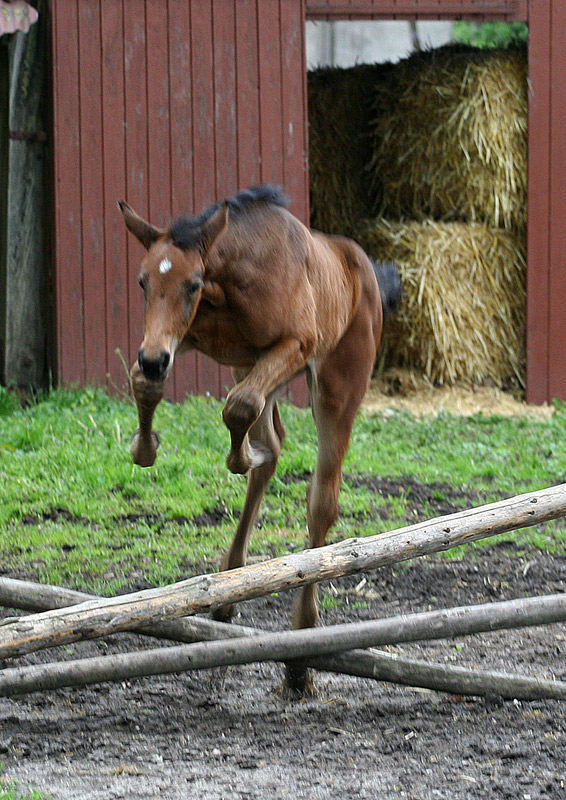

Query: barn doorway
left=306, top=20, right=529, bottom=393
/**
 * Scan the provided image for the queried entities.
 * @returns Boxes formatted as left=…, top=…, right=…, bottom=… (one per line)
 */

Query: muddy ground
left=1, top=382, right=565, bottom=799
left=1, top=540, right=565, bottom=799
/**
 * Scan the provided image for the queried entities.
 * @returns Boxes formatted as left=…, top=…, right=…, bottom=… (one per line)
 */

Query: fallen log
left=1, top=578, right=563, bottom=700
left=322, top=650, right=566, bottom=700
left=0, top=593, right=565, bottom=698
left=0, top=577, right=248, bottom=644
left=0, top=483, right=565, bottom=658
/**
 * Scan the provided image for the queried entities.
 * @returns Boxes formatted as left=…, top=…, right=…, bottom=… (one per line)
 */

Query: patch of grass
left=0, top=788, right=46, bottom=800
left=320, top=592, right=343, bottom=610
left=1, top=386, right=566, bottom=590
left=0, top=789, right=45, bottom=800
left=0, top=770, right=48, bottom=800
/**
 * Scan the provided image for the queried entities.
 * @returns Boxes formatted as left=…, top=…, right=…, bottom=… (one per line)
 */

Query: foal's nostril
left=158, top=351, right=170, bottom=374
left=138, top=349, right=170, bottom=381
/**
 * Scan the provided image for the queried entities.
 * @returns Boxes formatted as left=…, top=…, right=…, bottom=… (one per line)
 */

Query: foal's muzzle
left=138, top=348, right=170, bottom=381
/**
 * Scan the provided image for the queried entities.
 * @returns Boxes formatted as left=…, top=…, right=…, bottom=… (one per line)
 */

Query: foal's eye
left=186, top=279, right=203, bottom=296
left=138, top=275, right=147, bottom=291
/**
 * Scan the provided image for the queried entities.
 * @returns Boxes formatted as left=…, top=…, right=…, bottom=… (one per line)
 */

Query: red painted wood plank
left=51, top=0, right=85, bottom=385
left=213, top=0, right=238, bottom=199
left=235, top=0, right=261, bottom=188
left=123, top=0, right=149, bottom=377
left=515, top=0, right=527, bottom=17
left=305, top=1, right=525, bottom=18
left=100, top=0, right=129, bottom=390
left=212, top=0, right=239, bottom=399
left=526, top=0, right=551, bottom=403
left=190, top=0, right=223, bottom=398
left=144, top=0, right=172, bottom=227
left=190, top=0, right=215, bottom=211
left=78, top=0, right=107, bottom=385
left=547, top=0, right=566, bottom=400
left=144, top=0, right=175, bottom=397
left=168, top=0, right=193, bottom=215
left=391, top=0, right=424, bottom=21
left=257, top=1, right=284, bottom=183
left=280, top=0, right=310, bottom=406
left=280, top=0, right=308, bottom=223
left=168, top=0, right=199, bottom=400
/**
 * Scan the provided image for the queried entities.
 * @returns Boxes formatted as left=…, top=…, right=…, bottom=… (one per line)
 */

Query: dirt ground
left=1, top=380, right=565, bottom=800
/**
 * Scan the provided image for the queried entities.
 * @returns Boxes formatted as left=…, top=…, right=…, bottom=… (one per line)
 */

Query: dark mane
left=169, top=184, right=289, bottom=250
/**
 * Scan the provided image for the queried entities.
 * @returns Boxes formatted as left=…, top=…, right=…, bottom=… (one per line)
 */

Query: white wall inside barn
left=306, top=20, right=454, bottom=68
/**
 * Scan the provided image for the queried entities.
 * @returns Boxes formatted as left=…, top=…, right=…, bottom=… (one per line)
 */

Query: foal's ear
left=199, top=202, right=229, bottom=257
left=118, top=200, right=163, bottom=250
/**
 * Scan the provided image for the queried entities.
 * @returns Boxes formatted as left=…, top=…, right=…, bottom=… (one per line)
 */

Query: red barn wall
left=51, top=0, right=566, bottom=404
left=51, top=0, right=308, bottom=403
left=525, top=0, right=566, bottom=403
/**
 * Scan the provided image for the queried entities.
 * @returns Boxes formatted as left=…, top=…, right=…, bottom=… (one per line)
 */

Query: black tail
left=372, top=259, right=402, bottom=316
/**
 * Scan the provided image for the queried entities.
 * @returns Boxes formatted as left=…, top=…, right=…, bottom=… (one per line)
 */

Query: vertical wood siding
left=50, top=0, right=566, bottom=404
left=525, top=0, right=550, bottom=403
left=51, top=0, right=308, bottom=403
left=527, top=0, right=566, bottom=402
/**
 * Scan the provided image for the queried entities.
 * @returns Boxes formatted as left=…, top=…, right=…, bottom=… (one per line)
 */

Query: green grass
left=0, top=768, right=47, bottom=800
left=452, top=20, right=528, bottom=49
left=1, top=385, right=566, bottom=593
left=0, top=788, right=46, bottom=800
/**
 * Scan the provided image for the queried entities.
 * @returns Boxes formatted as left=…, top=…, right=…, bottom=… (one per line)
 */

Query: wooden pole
left=1, top=578, right=563, bottom=699
left=3, top=0, right=49, bottom=387
left=0, top=483, right=565, bottom=658
left=0, top=577, right=239, bottom=644
left=0, top=594, right=565, bottom=698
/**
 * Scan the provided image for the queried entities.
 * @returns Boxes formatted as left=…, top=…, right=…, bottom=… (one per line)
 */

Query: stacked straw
left=370, top=45, right=528, bottom=231
left=308, top=63, right=393, bottom=237
left=308, top=44, right=528, bottom=388
left=359, top=220, right=526, bottom=387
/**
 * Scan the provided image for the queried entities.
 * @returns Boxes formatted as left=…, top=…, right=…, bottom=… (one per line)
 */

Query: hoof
left=283, top=664, right=317, bottom=698
left=226, top=440, right=273, bottom=475
left=211, top=603, right=237, bottom=623
left=131, top=429, right=160, bottom=467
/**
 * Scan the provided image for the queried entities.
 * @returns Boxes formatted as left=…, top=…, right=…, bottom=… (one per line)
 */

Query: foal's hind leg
left=286, top=329, right=377, bottom=693
left=213, top=391, right=286, bottom=622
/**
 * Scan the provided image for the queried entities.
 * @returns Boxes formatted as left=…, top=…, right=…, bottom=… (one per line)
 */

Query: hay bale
left=308, top=63, right=394, bottom=237
left=360, top=219, right=526, bottom=387
left=370, top=45, right=528, bottom=231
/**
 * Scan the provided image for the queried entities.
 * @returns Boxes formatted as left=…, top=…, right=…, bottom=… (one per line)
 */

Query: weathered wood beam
left=0, top=593, right=565, bottom=698
left=305, top=2, right=523, bottom=20
left=1, top=578, right=563, bottom=700
left=0, top=577, right=237, bottom=644
left=3, top=0, right=49, bottom=387
left=0, top=484, right=564, bottom=658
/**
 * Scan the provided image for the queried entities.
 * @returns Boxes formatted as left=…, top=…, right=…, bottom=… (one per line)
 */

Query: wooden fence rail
left=0, top=484, right=565, bottom=659
left=1, top=578, right=564, bottom=699
left=0, top=593, right=565, bottom=698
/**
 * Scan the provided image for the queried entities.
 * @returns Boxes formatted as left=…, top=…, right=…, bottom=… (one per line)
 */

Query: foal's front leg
left=223, top=338, right=307, bottom=475
left=130, top=361, right=164, bottom=467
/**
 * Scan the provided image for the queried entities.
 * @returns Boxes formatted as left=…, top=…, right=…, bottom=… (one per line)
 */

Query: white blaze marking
left=159, top=258, right=172, bottom=274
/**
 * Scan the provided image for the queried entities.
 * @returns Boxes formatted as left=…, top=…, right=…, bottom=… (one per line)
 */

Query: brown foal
left=119, top=185, right=400, bottom=693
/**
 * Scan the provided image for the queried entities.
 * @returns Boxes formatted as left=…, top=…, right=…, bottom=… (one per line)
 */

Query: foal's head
left=119, top=200, right=228, bottom=382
